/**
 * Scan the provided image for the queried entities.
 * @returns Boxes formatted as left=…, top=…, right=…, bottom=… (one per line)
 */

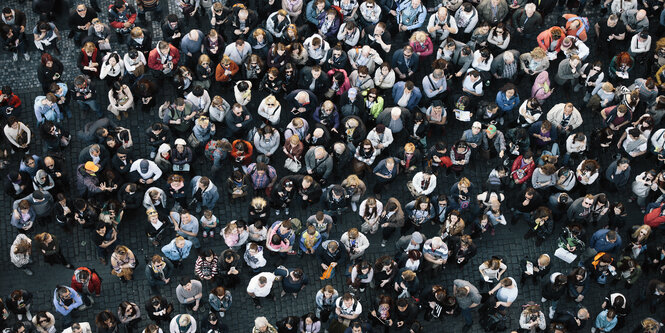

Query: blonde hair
left=289, top=135, right=300, bottom=145
left=458, top=177, right=471, bottom=187
left=130, top=27, right=143, bottom=38
left=632, top=224, right=652, bottom=239
left=251, top=196, right=267, bottom=209
left=224, top=221, right=238, bottom=235
left=530, top=47, right=547, bottom=60
left=601, top=82, right=614, bottom=92
left=83, top=42, right=96, bottom=53
left=402, top=270, right=416, bottom=281
left=410, top=31, right=428, bottom=43
left=538, top=254, right=551, bottom=266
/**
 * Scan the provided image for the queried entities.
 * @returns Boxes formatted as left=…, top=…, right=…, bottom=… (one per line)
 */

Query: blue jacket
left=392, top=49, right=419, bottom=75
left=34, top=96, right=62, bottom=124
left=161, top=238, right=192, bottom=261
left=495, top=91, right=520, bottom=113
left=392, top=81, right=422, bottom=111
left=305, top=0, right=330, bottom=25
left=190, top=176, right=220, bottom=209
left=589, top=229, right=622, bottom=254
left=594, top=309, right=617, bottom=331
left=53, top=287, right=83, bottom=316
left=396, top=0, right=427, bottom=30
left=299, top=230, right=323, bottom=252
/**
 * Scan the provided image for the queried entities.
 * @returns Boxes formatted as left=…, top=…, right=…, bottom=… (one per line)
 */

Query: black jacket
left=297, top=68, right=330, bottom=96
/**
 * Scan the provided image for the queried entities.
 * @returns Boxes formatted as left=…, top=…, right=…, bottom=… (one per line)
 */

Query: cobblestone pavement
left=0, top=0, right=660, bottom=332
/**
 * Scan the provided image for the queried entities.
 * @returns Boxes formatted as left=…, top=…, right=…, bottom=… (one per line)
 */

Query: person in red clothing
left=230, top=139, right=253, bottom=172
left=108, top=0, right=137, bottom=41
left=215, top=55, right=240, bottom=85
left=77, top=42, right=100, bottom=79
left=71, top=267, right=102, bottom=307
left=0, top=85, right=22, bottom=117
left=148, top=41, right=180, bottom=81
left=511, top=151, right=536, bottom=187
left=536, top=26, right=565, bottom=57
left=644, top=202, right=665, bottom=229
left=562, top=14, right=589, bottom=42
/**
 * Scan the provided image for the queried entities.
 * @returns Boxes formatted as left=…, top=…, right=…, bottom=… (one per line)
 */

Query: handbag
left=187, top=132, right=201, bottom=148
left=284, top=157, right=301, bottom=173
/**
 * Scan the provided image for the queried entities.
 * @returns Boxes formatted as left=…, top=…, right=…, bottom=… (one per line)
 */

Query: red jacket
left=0, top=90, right=21, bottom=108
left=644, top=203, right=665, bottom=228
left=108, top=2, right=137, bottom=30
left=537, top=27, right=565, bottom=52
left=230, top=140, right=253, bottom=165
left=147, top=45, right=180, bottom=71
left=511, top=155, right=535, bottom=184
left=71, top=267, right=102, bottom=295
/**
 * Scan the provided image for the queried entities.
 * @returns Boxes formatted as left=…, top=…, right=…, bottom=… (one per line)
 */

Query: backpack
left=480, top=311, right=509, bottom=332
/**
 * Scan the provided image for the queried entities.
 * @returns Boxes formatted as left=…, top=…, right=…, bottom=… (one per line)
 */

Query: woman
left=87, top=18, right=112, bottom=50
left=96, top=310, right=127, bottom=333
left=259, top=68, right=285, bottom=97
left=33, top=232, right=73, bottom=268
left=110, top=245, right=137, bottom=281
left=107, top=81, right=133, bottom=120
left=208, top=286, right=232, bottom=318
left=409, top=31, right=434, bottom=61
left=608, top=52, right=634, bottom=83
left=31, top=311, right=55, bottom=333
left=348, top=261, right=373, bottom=292
left=78, top=42, right=100, bottom=78
left=632, top=169, right=657, bottom=212
left=244, top=54, right=264, bottom=81
left=253, top=125, right=280, bottom=157
left=354, top=139, right=378, bottom=176
left=369, top=295, right=393, bottom=332
left=194, top=54, right=213, bottom=89
left=487, top=23, right=511, bottom=53
left=174, top=66, right=194, bottom=97
left=287, top=44, right=308, bottom=66
left=38, top=53, right=64, bottom=93
left=100, top=52, right=125, bottom=85
left=576, top=159, right=601, bottom=190
left=281, top=268, right=309, bottom=298
left=520, top=47, right=550, bottom=76
left=226, top=170, right=250, bottom=201
left=568, top=267, right=590, bottom=302
left=215, top=55, right=239, bottom=85
left=267, top=43, right=290, bottom=69
left=478, top=256, right=506, bottom=289
left=626, top=225, right=651, bottom=259
left=404, top=196, right=435, bottom=234
left=203, top=29, right=223, bottom=64
left=440, top=210, right=465, bottom=240
left=117, top=301, right=141, bottom=333
left=341, top=174, right=366, bottom=211
left=252, top=317, right=277, bottom=333
left=613, top=256, right=642, bottom=289
left=192, top=116, right=216, bottom=148
left=370, top=256, right=396, bottom=292
left=144, top=296, right=173, bottom=325
left=315, top=285, right=338, bottom=322
left=32, top=21, right=60, bottom=54
left=208, top=95, right=230, bottom=123
left=451, top=235, right=476, bottom=267
left=248, top=197, right=270, bottom=223
left=519, top=304, right=546, bottom=332
left=394, top=268, right=420, bottom=298
left=194, top=249, right=218, bottom=282
left=496, top=83, right=520, bottom=121
left=298, top=313, right=320, bottom=333
left=10, top=233, right=32, bottom=275
left=4, top=116, right=31, bottom=154
left=258, top=95, right=282, bottom=126
left=248, top=29, right=273, bottom=60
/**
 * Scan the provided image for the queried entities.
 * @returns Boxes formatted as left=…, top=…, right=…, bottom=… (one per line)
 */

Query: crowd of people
left=3, top=0, right=665, bottom=332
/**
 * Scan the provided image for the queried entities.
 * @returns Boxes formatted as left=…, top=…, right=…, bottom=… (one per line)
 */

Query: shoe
left=280, top=290, right=287, bottom=297
left=285, top=208, right=290, bottom=215
left=549, top=306, right=555, bottom=319
left=255, top=304, right=262, bottom=309
left=209, top=232, right=214, bottom=238
left=12, top=53, right=17, bottom=61
left=381, top=240, right=386, bottom=247
left=150, top=151, right=156, bottom=159
left=359, top=288, right=365, bottom=292
left=202, top=231, right=207, bottom=238
left=65, top=264, right=74, bottom=269
left=292, top=293, right=298, bottom=299
left=23, top=53, right=29, bottom=61
left=541, top=297, right=547, bottom=303
left=23, top=268, right=33, bottom=276
left=351, top=202, right=357, bottom=212
left=275, top=209, right=280, bottom=216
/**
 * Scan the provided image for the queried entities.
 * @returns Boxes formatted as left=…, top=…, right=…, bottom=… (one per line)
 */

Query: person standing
left=453, top=279, right=482, bottom=332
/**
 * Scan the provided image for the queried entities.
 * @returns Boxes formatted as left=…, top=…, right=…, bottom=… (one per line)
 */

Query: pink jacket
left=327, top=69, right=351, bottom=96
left=531, top=71, right=553, bottom=103
left=410, top=37, right=434, bottom=59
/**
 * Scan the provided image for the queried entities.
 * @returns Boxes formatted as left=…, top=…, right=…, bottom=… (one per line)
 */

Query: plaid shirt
left=247, top=163, right=277, bottom=189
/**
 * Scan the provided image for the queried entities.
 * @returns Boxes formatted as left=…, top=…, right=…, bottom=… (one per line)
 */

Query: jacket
left=304, top=148, right=333, bottom=180
left=490, top=49, right=520, bottom=79
left=554, top=58, right=582, bottom=85
left=147, top=45, right=180, bottom=71
left=161, top=238, right=192, bottom=261
left=108, top=2, right=137, bottom=30
left=537, top=26, right=565, bottom=52
left=645, top=202, right=665, bottom=227
left=71, top=267, right=102, bottom=295
left=604, top=160, right=631, bottom=188
left=145, top=257, right=174, bottom=286
left=190, top=176, right=219, bottom=208
left=531, top=71, right=553, bottom=102
left=477, top=0, right=508, bottom=23
left=546, top=103, right=583, bottom=130
left=298, top=68, right=330, bottom=96
left=481, top=131, right=506, bottom=153
left=511, top=9, right=542, bottom=34
left=340, top=231, right=370, bottom=254
left=75, top=164, right=102, bottom=197
left=52, top=287, right=83, bottom=315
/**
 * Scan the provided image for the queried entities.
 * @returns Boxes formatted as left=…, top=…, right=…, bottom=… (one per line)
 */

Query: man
left=224, top=8, right=258, bottom=42
left=175, top=276, right=203, bottom=311
left=512, top=3, right=542, bottom=40
left=68, top=4, right=97, bottom=46
left=12, top=190, right=53, bottom=225
left=298, top=66, right=330, bottom=96
left=108, top=0, right=137, bottom=40
left=148, top=40, right=180, bottom=82
left=567, top=194, right=595, bottom=225
left=130, top=159, right=162, bottom=186
left=588, top=228, right=622, bottom=256
left=136, top=0, right=162, bottom=22
left=638, top=280, right=665, bottom=313
left=33, top=93, right=61, bottom=125
left=595, top=14, right=626, bottom=55
left=360, top=23, right=392, bottom=56
left=510, top=151, right=536, bottom=186
left=427, top=7, right=458, bottom=42
left=111, top=147, right=133, bottom=181
left=322, top=184, right=349, bottom=218
left=490, top=50, right=520, bottom=82
left=303, top=34, right=330, bottom=65
left=392, top=46, right=419, bottom=79
left=190, top=176, right=219, bottom=213
left=247, top=272, right=277, bottom=309
left=161, top=14, right=183, bottom=48
left=422, top=236, right=448, bottom=275
left=393, top=81, right=422, bottom=112
left=78, top=144, right=110, bottom=168
left=72, top=75, right=101, bottom=118
left=52, top=286, right=84, bottom=327
left=285, top=90, right=318, bottom=118
left=75, top=162, right=114, bottom=198
left=510, top=187, right=542, bottom=224
left=454, top=279, right=482, bottom=331
left=377, top=107, right=411, bottom=137
left=488, top=277, right=518, bottom=311
left=224, top=103, right=253, bottom=137
left=477, top=0, right=509, bottom=24
left=366, top=124, right=393, bottom=154
left=621, top=9, right=648, bottom=34
left=70, top=267, right=101, bottom=307
left=462, top=70, right=484, bottom=99
left=62, top=322, right=93, bottom=333
left=161, top=236, right=192, bottom=265
left=146, top=123, right=172, bottom=158
left=316, top=239, right=346, bottom=278
left=396, top=0, right=426, bottom=32
left=223, top=39, right=252, bottom=66
left=1, top=7, right=26, bottom=35
left=170, top=208, right=201, bottom=250
left=246, top=162, right=278, bottom=194
left=335, top=293, right=362, bottom=328
left=480, top=125, right=506, bottom=160
left=619, top=127, right=647, bottom=157
left=305, top=146, right=333, bottom=185
left=546, top=102, right=582, bottom=140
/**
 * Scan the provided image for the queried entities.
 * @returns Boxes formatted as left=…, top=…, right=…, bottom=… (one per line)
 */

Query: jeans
left=77, top=99, right=102, bottom=118
left=460, top=307, right=473, bottom=325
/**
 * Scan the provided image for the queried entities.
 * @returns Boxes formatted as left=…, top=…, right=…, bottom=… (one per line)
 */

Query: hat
left=84, top=161, right=99, bottom=172
left=411, top=232, right=424, bottom=244
left=348, top=87, right=358, bottom=98
left=562, top=38, right=572, bottom=48
left=375, top=124, right=385, bottom=133
left=140, top=160, right=150, bottom=173
left=486, top=125, right=497, bottom=135
left=174, top=138, right=186, bottom=146
left=472, top=121, right=482, bottom=129
left=32, top=190, right=44, bottom=200
left=158, top=143, right=171, bottom=154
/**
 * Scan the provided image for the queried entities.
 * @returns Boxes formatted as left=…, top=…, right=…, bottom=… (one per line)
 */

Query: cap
left=84, top=161, right=99, bottom=172
left=140, top=160, right=150, bottom=173
left=562, top=38, right=572, bottom=48
left=32, top=190, right=44, bottom=200
left=411, top=232, right=424, bottom=244
left=640, top=30, right=649, bottom=39
left=348, top=87, right=358, bottom=98
left=472, top=121, right=482, bottom=129
left=158, top=143, right=171, bottom=154
left=174, top=138, right=187, bottom=146
left=486, top=125, right=497, bottom=135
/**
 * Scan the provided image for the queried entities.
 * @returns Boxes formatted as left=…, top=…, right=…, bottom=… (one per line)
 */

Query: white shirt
left=246, top=272, right=276, bottom=297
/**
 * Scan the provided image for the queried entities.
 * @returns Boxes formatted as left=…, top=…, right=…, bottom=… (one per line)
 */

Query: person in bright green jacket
left=363, top=87, right=384, bottom=119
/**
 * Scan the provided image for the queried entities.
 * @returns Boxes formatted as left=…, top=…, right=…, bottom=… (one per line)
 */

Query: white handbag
left=284, top=158, right=301, bottom=173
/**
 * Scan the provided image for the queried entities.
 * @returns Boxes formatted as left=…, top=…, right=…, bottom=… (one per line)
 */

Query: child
left=200, top=209, right=218, bottom=238
left=299, top=225, right=322, bottom=256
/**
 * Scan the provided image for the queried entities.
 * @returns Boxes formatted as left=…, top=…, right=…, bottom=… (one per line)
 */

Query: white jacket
left=411, top=172, right=437, bottom=195
left=366, top=127, right=394, bottom=153
left=340, top=231, right=370, bottom=256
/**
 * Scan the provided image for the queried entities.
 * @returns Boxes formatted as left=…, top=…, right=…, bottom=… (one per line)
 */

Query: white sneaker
left=541, top=297, right=547, bottom=302
left=549, top=306, right=554, bottom=319
left=23, top=53, right=30, bottom=61
left=12, top=53, right=17, bottom=61
left=351, top=202, right=357, bottom=212
left=381, top=240, right=386, bottom=247
left=285, top=208, right=290, bottom=215
left=275, top=209, right=280, bottom=216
